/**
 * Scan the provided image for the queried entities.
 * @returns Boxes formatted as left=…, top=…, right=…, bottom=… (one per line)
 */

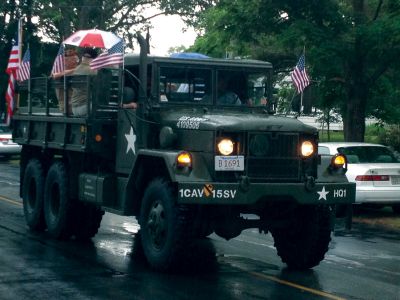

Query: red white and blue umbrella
left=63, top=29, right=121, bottom=49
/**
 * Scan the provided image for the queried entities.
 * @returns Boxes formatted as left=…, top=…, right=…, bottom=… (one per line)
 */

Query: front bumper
left=0, top=143, right=22, bottom=155
left=356, top=187, right=400, bottom=204
left=177, top=181, right=356, bottom=205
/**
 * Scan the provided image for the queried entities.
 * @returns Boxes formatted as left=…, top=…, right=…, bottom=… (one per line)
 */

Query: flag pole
left=62, top=42, right=68, bottom=115
left=27, top=44, right=32, bottom=114
left=16, top=18, right=23, bottom=114
left=300, top=45, right=306, bottom=116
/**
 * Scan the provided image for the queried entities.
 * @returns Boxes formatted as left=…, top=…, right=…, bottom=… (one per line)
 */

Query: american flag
left=51, top=44, right=65, bottom=75
left=291, top=54, right=310, bottom=93
left=17, top=48, right=30, bottom=82
left=5, top=20, right=21, bottom=125
left=6, top=39, right=20, bottom=74
left=5, top=72, right=16, bottom=125
left=90, top=40, right=124, bottom=70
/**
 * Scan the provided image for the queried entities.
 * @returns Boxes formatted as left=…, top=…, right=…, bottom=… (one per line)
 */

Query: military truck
left=12, top=40, right=355, bottom=271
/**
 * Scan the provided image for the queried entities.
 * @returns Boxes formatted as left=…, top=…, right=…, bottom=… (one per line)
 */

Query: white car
left=319, top=142, right=400, bottom=214
left=0, top=126, right=21, bottom=159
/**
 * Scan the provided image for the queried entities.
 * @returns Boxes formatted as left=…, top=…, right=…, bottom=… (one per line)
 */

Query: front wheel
left=271, top=205, right=332, bottom=270
left=139, top=178, right=191, bottom=271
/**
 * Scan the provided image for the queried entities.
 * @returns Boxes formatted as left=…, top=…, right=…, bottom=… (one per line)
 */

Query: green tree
left=190, top=0, right=400, bottom=141
left=0, top=0, right=211, bottom=119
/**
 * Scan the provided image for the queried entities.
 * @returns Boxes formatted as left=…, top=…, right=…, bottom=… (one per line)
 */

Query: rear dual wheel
left=43, top=161, right=104, bottom=240
left=43, top=161, right=74, bottom=239
left=22, top=159, right=46, bottom=231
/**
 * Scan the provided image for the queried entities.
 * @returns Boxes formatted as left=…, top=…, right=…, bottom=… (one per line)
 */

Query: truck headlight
left=301, top=141, right=314, bottom=157
left=218, top=139, right=234, bottom=155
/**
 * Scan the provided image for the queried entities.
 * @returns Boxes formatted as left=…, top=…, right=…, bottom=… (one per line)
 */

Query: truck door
left=115, top=109, right=137, bottom=174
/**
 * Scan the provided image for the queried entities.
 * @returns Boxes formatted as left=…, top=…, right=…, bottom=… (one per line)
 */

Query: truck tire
left=271, top=205, right=332, bottom=270
left=43, top=161, right=74, bottom=239
left=73, top=203, right=104, bottom=240
left=139, top=178, right=191, bottom=271
left=22, top=159, right=46, bottom=231
left=392, top=204, right=400, bottom=214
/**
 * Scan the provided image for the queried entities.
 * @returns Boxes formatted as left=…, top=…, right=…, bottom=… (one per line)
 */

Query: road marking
left=248, top=270, right=346, bottom=300
left=0, top=195, right=22, bottom=207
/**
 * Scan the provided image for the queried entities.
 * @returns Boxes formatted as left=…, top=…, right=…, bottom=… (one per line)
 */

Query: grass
left=319, top=124, right=385, bottom=143
left=352, top=207, right=400, bottom=231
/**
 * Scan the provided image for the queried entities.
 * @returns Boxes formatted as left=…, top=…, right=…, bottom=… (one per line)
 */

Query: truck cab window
left=159, top=67, right=211, bottom=104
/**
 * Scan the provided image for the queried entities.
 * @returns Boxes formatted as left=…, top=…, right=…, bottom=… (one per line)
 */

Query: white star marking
left=317, top=186, right=329, bottom=200
left=125, top=127, right=136, bottom=155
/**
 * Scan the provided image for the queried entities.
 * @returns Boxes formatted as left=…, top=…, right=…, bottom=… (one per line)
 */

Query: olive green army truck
left=12, top=44, right=355, bottom=271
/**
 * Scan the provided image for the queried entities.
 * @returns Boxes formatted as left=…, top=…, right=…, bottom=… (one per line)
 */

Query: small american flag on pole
left=17, top=48, right=30, bottom=82
left=90, top=40, right=123, bottom=70
left=291, top=54, right=310, bottom=93
left=51, top=44, right=65, bottom=75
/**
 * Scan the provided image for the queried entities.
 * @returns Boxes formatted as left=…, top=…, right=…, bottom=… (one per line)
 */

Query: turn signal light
left=176, top=152, right=192, bottom=168
left=95, top=134, right=102, bottom=142
left=329, top=154, right=347, bottom=173
left=332, top=154, right=346, bottom=167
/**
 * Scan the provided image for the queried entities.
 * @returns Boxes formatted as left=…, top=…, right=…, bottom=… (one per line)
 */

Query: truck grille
left=247, top=132, right=300, bottom=181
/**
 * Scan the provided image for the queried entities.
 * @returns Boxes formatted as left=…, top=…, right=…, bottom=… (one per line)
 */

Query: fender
left=123, top=150, right=213, bottom=215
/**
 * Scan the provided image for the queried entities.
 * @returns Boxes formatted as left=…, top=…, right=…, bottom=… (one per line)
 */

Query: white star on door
left=317, top=186, right=329, bottom=200
left=125, top=127, right=136, bottom=154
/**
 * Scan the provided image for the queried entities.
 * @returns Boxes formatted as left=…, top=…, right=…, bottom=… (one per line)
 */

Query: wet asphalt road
left=0, top=158, right=399, bottom=300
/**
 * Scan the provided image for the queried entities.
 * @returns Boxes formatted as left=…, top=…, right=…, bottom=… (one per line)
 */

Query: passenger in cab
left=217, top=75, right=241, bottom=106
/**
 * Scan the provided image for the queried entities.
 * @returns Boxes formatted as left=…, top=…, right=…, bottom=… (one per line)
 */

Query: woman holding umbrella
left=53, top=47, right=98, bottom=116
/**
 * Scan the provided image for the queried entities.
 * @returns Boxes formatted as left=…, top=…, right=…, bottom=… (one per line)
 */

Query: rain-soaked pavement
left=0, top=158, right=399, bottom=300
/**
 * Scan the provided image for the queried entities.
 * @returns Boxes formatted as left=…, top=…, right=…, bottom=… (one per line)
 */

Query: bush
left=377, top=125, right=400, bottom=152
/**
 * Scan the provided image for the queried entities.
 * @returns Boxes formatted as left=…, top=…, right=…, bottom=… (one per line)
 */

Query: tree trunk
left=343, top=0, right=367, bottom=142
left=343, top=85, right=367, bottom=142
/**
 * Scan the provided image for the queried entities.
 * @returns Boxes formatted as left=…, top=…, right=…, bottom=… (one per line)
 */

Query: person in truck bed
left=52, top=48, right=98, bottom=116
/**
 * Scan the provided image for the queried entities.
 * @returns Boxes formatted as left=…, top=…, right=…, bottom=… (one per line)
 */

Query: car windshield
left=338, top=146, right=400, bottom=163
left=158, top=66, right=271, bottom=107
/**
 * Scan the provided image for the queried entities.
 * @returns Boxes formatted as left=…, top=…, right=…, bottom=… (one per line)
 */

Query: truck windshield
left=158, top=66, right=271, bottom=107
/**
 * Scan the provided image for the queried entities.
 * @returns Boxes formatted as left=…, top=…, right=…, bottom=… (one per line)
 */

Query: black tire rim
left=146, top=199, right=167, bottom=250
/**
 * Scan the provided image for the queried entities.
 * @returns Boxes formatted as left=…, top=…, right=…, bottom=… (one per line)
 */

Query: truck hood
left=159, top=110, right=316, bottom=133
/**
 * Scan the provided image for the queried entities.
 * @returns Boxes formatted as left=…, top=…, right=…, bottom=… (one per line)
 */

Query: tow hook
left=305, top=176, right=316, bottom=191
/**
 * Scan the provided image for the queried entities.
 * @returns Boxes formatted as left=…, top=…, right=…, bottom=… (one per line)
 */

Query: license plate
left=391, top=175, right=400, bottom=185
left=215, top=156, right=244, bottom=171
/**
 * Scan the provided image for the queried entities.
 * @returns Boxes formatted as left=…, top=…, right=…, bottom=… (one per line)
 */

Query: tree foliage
left=190, top=0, right=400, bottom=141
left=0, top=0, right=211, bottom=117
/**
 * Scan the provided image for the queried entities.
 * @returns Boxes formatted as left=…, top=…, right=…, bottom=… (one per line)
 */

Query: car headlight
left=301, top=141, right=314, bottom=157
left=218, top=138, right=234, bottom=155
